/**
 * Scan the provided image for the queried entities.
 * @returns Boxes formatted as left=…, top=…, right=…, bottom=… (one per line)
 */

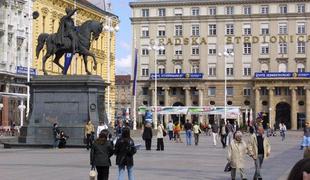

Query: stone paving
left=0, top=131, right=304, bottom=180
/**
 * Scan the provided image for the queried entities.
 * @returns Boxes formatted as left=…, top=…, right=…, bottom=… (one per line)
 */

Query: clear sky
left=90, top=0, right=132, bottom=75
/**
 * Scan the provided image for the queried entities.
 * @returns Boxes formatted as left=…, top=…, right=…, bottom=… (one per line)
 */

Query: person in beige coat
left=248, top=126, right=271, bottom=180
left=84, top=120, right=95, bottom=150
left=227, top=131, right=249, bottom=180
left=156, top=122, right=165, bottom=151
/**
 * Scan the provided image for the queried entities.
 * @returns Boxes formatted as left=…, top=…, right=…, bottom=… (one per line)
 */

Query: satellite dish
left=32, top=11, right=39, bottom=19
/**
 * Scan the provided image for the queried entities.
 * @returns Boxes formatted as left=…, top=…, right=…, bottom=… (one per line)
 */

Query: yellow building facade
left=32, top=0, right=118, bottom=124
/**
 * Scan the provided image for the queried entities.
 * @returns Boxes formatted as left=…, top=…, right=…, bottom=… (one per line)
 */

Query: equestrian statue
left=36, top=8, right=103, bottom=75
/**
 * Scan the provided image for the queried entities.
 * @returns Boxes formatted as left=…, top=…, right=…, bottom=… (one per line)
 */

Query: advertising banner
left=150, top=73, right=203, bottom=79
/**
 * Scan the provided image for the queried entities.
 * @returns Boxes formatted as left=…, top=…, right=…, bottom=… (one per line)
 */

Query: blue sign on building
left=255, top=72, right=310, bottom=78
left=16, top=66, right=37, bottom=76
left=150, top=73, right=203, bottom=79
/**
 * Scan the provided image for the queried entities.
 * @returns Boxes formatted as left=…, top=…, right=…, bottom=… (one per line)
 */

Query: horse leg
left=83, top=55, right=91, bottom=75
left=42, top=53, right=51, bottom=75
left=79, top=47, right=97, bottom=71
left=53, top=52, right=65, bottom=73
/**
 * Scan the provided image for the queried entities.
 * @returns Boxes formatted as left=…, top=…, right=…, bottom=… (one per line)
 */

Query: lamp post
left=148, top=44, right=164, bottom=129
left=218, top=51, right=234, bottom=124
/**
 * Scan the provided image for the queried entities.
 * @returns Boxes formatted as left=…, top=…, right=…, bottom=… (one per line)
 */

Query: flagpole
left=74, top=0, right=77, bottom=74
left=133, top=21, right=137, bottom=130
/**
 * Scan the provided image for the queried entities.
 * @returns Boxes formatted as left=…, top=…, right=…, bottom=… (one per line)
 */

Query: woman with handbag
left=115, top=127, right=137, bottom=180
left=90, top=130, right=114, bottom=180
left=156, top=122, right=165, bottom=151
left=193, top=122, right=202, bottom=146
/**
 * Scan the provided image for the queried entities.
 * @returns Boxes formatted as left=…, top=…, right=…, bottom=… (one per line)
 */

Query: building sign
left=150, top=37, right=207, bottom=46
left=16, top=66, right=37, bottom=76
left=226, top=35, right=310, bottom=44
left=255, top=72, right=310, bottom=78
left=150, top=73, right=203, bottom=79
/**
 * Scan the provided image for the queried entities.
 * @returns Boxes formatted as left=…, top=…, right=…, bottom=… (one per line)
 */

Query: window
left=142, top=87, right=148, bottom=95
left=209, top=7, right=216, bottom=15
left=226, top=64, right=234, bottom=76
left=244, top=6, right=251, bottom=15
left=158, top=26, right=166, bottom=36
left=174, top=46, right=182, bottom=55
left=261, top=23, right=269, bottom=35
left=297, top=23, right=306, bottom=34
left=275, top=87, right=281, bottom=96
left=208, top=87, right=216, bottom=96
left=225, top=44, right=234, bottom=54
left=158, top=8, right=166, bottom=16
left=141, top=65, right=149, bottom=76
left=192, top=65, right=199, bottom=73
left=279, top=43, right=287, bottom=54
left=141, top=48, right=149, bottom=56
left=278, top=63, right=287, bottom=72
left=192, top=7, right=200, bottom=16
left=158, top=49, right=165, bottom=55
left=297, top=41, right=305, bottom=54
left=158, top=65, right=165, bottom=74
left=261, top=63, right=269, bottom=73
left=297, top=4, right=305, bottom=13
left=192, top=46, right=199, bottom=55
left=226, top=24, right=234, bottom=35
left=243, top=88, right=251, bottom=96
left=243, top=43, right=252, bottom=54
left=141, top=26, right=149, bottom=37
left=279, top=23, right=287, bottom=34
left=172, top=88, right=177, bottom=95
left=261, top=87, right=268, bottom=96
left=142, top=9, right=149, bottom=17
left=208, top=44, right=216, bottom=55
left=261, top=43, right=269, bottom=54
left=297, top=87, right=305, bottom=95
left=192, top=24, right=200, bottom=36
left=174, top=8, right=183, bottom=16
left=227, top=87, right=234, bottom=96
left=261, top=5, right=269, bottom=14
left=208, top=64, right=216, bottom=76
left=279, top=5, right=288, bottom=14
left=208, top=24, right=216, bottom=35
left=297, top=63, right=305, bottom=72
left=243, top=24, right=251, bottom=35
left=175, top=64, right=182, bottom=74
left=243, top=64, right=251, bottom=76
left=284, top=87, right=290, bottom=96
left=226, top=6, right=234, bottom=15
left=175, top=25, right=183, bottom=36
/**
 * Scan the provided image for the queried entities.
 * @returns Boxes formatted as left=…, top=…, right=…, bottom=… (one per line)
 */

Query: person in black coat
left=90, top=130, right=114, bottom=180
left=115, top=127, right=137, bottom=180
left=142, top=123, right=153, bottom=150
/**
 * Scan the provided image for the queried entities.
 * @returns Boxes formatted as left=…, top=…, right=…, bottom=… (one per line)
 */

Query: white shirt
left=97, top=124, right=108, bottom=137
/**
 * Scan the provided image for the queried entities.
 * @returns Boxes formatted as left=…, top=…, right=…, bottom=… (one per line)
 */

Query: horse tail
left=36, top=33, right=49, bottom=58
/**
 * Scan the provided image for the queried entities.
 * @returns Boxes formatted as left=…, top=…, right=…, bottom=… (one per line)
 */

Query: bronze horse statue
left=36, top=20, right=103, bottom=75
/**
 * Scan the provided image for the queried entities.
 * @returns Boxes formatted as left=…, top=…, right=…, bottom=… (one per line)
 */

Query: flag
left=132, top=48, right=138, bottom=96
left=63, top=53, right=73, bottom=75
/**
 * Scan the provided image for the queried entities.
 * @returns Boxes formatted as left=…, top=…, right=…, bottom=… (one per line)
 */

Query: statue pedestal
left=19, top=75, right=108, bottom=146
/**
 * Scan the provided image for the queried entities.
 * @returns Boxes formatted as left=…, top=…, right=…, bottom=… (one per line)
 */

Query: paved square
left=0, top=131, right=304, bottom=180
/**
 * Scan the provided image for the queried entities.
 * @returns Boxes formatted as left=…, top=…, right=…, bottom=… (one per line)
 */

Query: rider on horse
left=55, top=7, right=78, bottom=54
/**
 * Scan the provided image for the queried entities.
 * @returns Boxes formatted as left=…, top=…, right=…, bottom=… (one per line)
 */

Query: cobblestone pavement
left=0, top=131, right=304, bottom=180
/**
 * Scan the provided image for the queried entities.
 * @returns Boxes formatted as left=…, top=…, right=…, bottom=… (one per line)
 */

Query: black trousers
left=145, top=139, right=152, bottom=150
left=157, top=138, right=164, bottom=150
left=96, top=166, right=109, bottom=180
left=221, top=134, right=227, bottom=148
left=86, top=133, right=93, bottom=150
left=168, top=131, right=173, bottom=140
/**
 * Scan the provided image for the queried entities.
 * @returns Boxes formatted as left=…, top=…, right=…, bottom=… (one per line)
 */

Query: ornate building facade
left=33, top=0, right=118, bottom=124
left=115, top=75, right=132, bottom=121
left=130, top=0, right=310, bottom=130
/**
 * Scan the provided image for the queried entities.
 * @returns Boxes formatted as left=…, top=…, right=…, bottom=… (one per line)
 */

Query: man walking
left=211, top=122, right=219, bottom=146
left=167, top=120, right=174, bottom=141
left=220, top=122, right=227, bottom=148
left=248, top=126, right=271, bottom=180
left=184, top=120, right=193, bottom=146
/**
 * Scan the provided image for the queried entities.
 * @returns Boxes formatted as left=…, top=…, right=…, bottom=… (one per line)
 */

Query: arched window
left=278, top=63, right=287, bottom=72
left=175, top=64, right=182, bottom=74
left=261, top=63, right=269, bottom=73
left=297, top=63, right=305, bottom=72
left=158, top=65, right=165, bottom=74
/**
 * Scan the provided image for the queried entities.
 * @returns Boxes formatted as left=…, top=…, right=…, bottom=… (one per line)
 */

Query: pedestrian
left=300, top=119, right=310, bottom=150
left=184, top=119, right=193, bottom=146
left=142, top=123, right=152, bottom=150
left=167, top=120, right=174, bottom=140
left=116, top=119, right=123, bottom=137
left=97, top=121, right=109, bottom=138
left=52, top=123, right=60, bottom=148
left=90, top=130, right=114, bottom=180
left=220, top=122, right=227, bottom=148
left=227, top=131, right=249, bottom=180
left=211, top=122, right=219, bottom=146
left=248, top=126, right=271, bottom=180
left=115, top=127, right=137, bottom=180
left=226, top=122, right=235, bottom=146
left=193, top=122, right=202, bottom=146
left=58, top=130, right=69, bottom=148
left=156, top=122, right=165, bottom=151
left=84, top=119, right=95, bottom=150
left=287, top=158, right=310, bottom=180
left=279, top=121, right=287, bottom=141
left=174, top=122, right=182, bottom=143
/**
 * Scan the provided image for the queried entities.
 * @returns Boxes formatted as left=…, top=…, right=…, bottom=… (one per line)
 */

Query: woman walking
left=142, top=123, right=153, bottom=150
left=193, top=122, right=202, bottom=146
left=174, top=122, right=182, bottom=143
left=156, top=122, right=165, bottom=151
left=115, top=127, right=137, bottom=180
left=90, top=130, right=114, bottom=180
left=279, top=122, right=287, bottom=141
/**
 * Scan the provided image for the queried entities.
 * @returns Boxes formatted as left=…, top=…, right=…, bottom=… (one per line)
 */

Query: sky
left=89, top=0, right=132, bottom=75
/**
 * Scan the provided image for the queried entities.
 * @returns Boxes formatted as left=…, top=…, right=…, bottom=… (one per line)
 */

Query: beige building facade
left=130, top=0, right=310, bottom=130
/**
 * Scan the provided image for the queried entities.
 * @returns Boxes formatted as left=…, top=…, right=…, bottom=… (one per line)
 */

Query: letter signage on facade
left=255, top=72, right=310, bottom=78
left=150, top=73, right=203, bottom=79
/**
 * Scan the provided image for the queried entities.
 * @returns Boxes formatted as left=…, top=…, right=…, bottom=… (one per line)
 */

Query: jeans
left=280, top=131, right=285, bottom=141
left=185, top=130, right=192, bottom=145
left=118, top=165, right=134, bottom=180
left=231, top=168, right=246, bottom=180
left=53, top=137, right=59, bottom=148
left=168, top=131, right=173, bottom=140
left=221, top=134, right=227, bottom=148
left=96, top=166, right=109, bottom=180
left=301, top=136, right=310, bottom=147
left=212, top=132, right=218, bottom=146
left=194, top=133, right=199, bottom=145
left=254, top=154, right=264, bottom=179
left=226, top=132, right=234, bottom=146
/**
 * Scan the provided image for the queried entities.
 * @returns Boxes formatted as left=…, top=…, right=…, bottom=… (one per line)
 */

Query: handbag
left=89, top=167, right=97, bottom=180
left=224, top=162, right=232, bottom=172
left=163, top=130, right=167, bottom=137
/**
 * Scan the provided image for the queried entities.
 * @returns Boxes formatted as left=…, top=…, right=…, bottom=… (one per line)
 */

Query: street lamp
left=218, top=51, right=234, bottom=124
left=148, top=44, right=165, bottom=129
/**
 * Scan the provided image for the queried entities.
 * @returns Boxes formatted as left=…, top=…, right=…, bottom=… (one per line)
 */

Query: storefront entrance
left=275, top=102, right=291, bottom=129
left=171, top=102, right=185, bottom=125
